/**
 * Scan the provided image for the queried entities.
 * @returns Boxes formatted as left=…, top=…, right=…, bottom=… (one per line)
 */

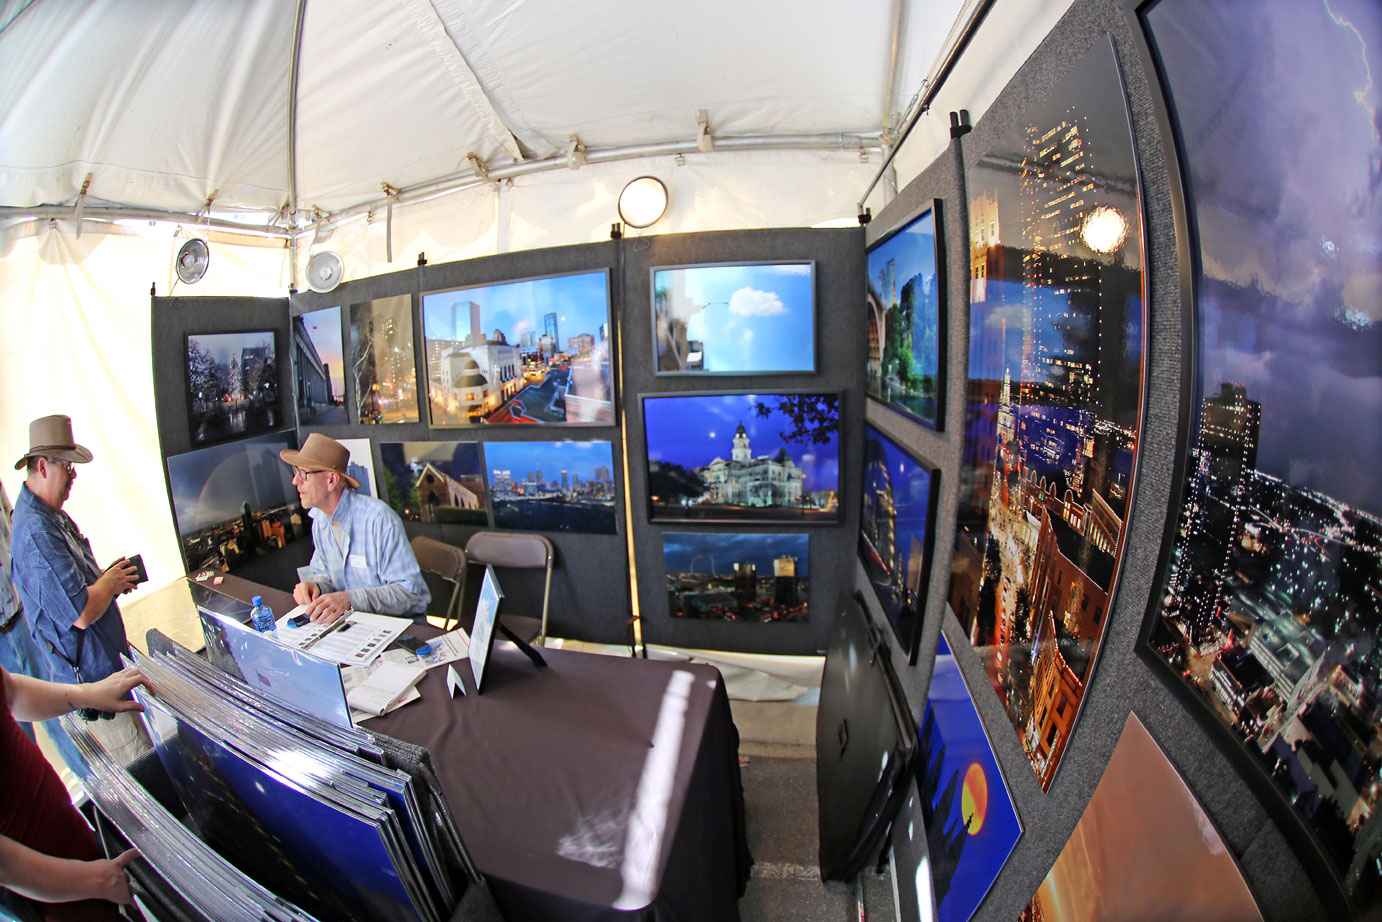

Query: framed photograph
left=378, top=442, right=485, bottom=525
left=348, top=294, right=419, bottom=424
left=1137, top=0, right=1382, bottom=905
left=185, top=330, right=281, bottom=445
left=292, top=305, right=347, bottom=425
left=920, top=636, right=1022, bottom=922
left=644, top=391, right=841, bottom=524
left=166, top=430, right=306, bottom=573
left=334, top=437, right=378, bottom=499
left=421, top=270, right=612, bottom=426
left=663, top=532, right=809, bottom=623
left=652, top=262, right=815, bottom=375
left=482, top=440, right=617, bottom=535
left=859, top=424, right=939, bottom=664
left=469, top=564, right=503, bottom=694
left=866, top=203, right=945, bottom=429
left=1022, top=714, right=1262, bottom=920
left=944, top=37, right=1146, bottom=791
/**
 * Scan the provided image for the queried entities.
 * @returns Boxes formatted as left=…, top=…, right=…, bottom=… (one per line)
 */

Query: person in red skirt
left=0, top=664, right=145, bottom=922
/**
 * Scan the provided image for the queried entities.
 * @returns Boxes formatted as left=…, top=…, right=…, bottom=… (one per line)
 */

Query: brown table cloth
left=186, top=575, right=751, bottom=922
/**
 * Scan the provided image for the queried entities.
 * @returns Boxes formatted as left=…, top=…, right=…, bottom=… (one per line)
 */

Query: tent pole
left=286, top=0, right=308, bottom=290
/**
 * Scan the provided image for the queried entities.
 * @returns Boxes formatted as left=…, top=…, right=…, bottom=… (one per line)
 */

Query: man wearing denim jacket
left=281, top=433, right=430, bottom=624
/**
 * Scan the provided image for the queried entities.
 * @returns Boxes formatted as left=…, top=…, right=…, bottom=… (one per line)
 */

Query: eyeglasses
left=293, top=467, right=325, bottom=479
left=46, top=458, right=74, bottom=474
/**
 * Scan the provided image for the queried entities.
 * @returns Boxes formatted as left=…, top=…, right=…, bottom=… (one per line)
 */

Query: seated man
left=0, top=664, right=147, bottom=922
left=281, top=433, right=429, bottom=624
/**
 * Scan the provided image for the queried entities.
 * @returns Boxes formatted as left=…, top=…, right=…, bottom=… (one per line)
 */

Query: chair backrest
left=410, top=536, right=467, bottom=629
left=463, top=532, right=555, bottom=643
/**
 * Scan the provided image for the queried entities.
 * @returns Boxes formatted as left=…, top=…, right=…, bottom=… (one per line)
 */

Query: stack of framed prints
left=130, top=641, right=462, bottom=922
left=946, top=36, right=1146, bottom=791
left=1138, top=0, right=1382, bottom=905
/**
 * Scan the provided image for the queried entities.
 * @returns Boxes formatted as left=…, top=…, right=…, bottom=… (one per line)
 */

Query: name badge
left=348, top=554, right=368, bottom=570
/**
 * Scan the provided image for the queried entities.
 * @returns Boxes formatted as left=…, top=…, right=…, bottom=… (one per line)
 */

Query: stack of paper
left=344, top=661, right=427, bottom=718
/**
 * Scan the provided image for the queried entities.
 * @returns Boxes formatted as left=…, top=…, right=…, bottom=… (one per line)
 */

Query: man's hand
left=100, top=558, right=139, bottom=596
left=77, top=667, right=148, bottom=714
left=292, top=581, right=322, bottom=606
left=304, top=591, right=351, bottom=624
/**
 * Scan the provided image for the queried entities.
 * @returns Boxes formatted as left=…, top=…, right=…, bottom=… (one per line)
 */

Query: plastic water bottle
left=250, top=595, right=277, bottom=638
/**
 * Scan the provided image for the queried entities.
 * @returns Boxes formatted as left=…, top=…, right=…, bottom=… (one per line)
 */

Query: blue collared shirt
left=9, top=484, right=129, bottom=685
left=305, top=488, right=429, bottom=617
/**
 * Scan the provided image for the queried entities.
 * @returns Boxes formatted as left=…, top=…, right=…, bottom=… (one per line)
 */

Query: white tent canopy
left=0, top=0, right=1073, bottom=596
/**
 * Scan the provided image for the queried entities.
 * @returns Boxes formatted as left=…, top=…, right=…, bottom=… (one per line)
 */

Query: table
left=177, top=574, right=752, bottom=922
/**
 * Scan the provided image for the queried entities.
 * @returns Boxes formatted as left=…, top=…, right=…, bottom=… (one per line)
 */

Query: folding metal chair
left=463, top=532, right=555, bottom=646
left=409, top=536, right=468, bottom=631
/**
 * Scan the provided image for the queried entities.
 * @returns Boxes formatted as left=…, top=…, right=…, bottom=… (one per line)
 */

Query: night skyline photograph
left=379, top=441, right=485, bottom=525
left=866, top=206, right=943, bottom=428
left=422, top=271, right=612, bottom=426
left=859, top=424, right=938, bottom=660
left=948, top=37, right=1145, bottom=791
left=484, top=439, right=617, bottom=534
left=653, top=262, right=814, bottom=374
left=1145, top=0, right=1382, bottom=896
left=644, top=392, right=840, bottom=523
left=663, top=531, right=809, bottom=623
left=920, top=636, right=1022, bottom=922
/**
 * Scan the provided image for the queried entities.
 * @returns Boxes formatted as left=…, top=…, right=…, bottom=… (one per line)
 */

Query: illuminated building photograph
left=422, top=271, right=612, bottom=426
left=1142, top=0, right=1382, bottom=896
left=920, top=636, right=1022, bottom=922
left=858, top=424, right=940, bottom=661
left=663, top=531, right=809, bottom=623
left=348, top=294, right=419, bottom=424
left=652, top=262, right=815, bottom=374
left=293, top=305, right=346, bottom=425
left=866, top=204, right=944, bottom=428
left=644, top=392, right=840, bottom=523
left=946, top=38, right=1145, bottom=790
left=378, top=441, right=485, bottom=525
left=186, top=330, right=281, bottom=445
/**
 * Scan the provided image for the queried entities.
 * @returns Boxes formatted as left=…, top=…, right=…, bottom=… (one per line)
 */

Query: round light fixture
left=1080, top=205, right=1129, bottom=255
left=618, top=176, right=668, bottom=229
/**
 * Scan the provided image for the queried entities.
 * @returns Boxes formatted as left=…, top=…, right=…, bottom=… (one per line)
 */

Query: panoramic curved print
left=946, top=37, right=1145, bottom=790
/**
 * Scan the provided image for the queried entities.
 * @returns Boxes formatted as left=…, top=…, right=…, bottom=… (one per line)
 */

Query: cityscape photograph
left=1143, top=0, right=1382, bottom=894
left=919, top=637, right=1022, bottom=922
left=1020, top=715, right=1262, bottom=922
left=348, top=294, right=419, bottom=424
left=483, top=440, right=617, bottom=534
left=946, top=40, right=1145, bottom=790
left=293, top=305, right=346, bottom=425
left=379, top=441, right=486, bottom=525
left=167, top=431, right=305, bottom=573
left=663, top=532, right=809, bottom=623
left=422, top=271, right=612, bottom=425
left=859, top=424, right=939, bottom=658
left=644, top=392, right=840, bottom=523
left=186, top=330, right=280, bottom=444
left=866, top=206, right=943, bottom=428
left=335, top=437, right=377, bottom=498
left=653, top=262, right=814, bottom=374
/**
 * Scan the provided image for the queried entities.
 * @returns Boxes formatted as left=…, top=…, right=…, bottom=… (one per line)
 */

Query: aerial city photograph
left=422, top=271, right=612, bottom=425
left=663, top=531, right=809, bottom=623
left=948, top=40, right=1144, bottom=790
left=1145, top=0, right=1381, bottom=891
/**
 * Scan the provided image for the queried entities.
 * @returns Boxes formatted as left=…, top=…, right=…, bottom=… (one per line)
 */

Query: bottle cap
left=251, top=595, right=263, bottom=606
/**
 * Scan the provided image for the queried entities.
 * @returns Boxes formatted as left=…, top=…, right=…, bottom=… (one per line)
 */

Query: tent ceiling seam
left=402, top=0, right=525, bottom=163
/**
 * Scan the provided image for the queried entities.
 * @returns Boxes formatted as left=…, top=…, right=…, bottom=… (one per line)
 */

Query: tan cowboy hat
left=14, top=415, right=94, bottom=470
left=279, top=432, right=360, bottom=489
